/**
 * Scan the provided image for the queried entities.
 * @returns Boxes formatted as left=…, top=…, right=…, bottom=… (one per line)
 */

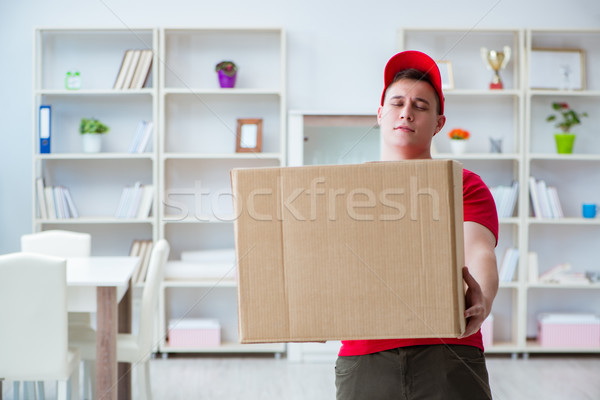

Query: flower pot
left=450, top=140, right=467, bottom=155
left=82, top=134, right=102, bottom=153
left=554, top=133, right=576, bottom=154
left=217, top=70, right=236, bottom=88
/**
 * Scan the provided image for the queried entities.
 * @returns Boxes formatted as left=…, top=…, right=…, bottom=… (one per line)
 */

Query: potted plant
left=448, top=128, right=470, bottom=154
left=546, top=102, right=588, bottom=154
left=79, top=118, right=109, bottom=153
left=215, top=61, right=237, bottom=88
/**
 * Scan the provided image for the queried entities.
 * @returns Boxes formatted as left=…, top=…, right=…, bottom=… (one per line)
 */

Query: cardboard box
left=168, top=319, right=221, bottom=348
left=231, top=160, right=465, bottom=343
left=537, top=313, right=600, bottom=348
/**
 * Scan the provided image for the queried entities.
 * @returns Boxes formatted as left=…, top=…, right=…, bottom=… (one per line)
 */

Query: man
left=335, top=51, right=499, bottom=400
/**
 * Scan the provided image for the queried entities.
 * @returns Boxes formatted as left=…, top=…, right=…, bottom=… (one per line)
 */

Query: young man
left=335, top=51, right=499, bottom=400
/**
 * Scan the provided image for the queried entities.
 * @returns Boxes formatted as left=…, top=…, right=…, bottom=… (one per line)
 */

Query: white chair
left=0, top=252, right=80, bottom=400
left=21, top=229, right=95, bottom=399
left=70, top=239, right=170, bottom=400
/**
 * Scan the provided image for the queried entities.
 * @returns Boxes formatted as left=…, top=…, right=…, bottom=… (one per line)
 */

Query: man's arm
left=459, top=220, right=498, bottom=338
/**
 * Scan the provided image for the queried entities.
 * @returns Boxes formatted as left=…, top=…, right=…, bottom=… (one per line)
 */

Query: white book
left=113, top=50, right=134, bottom=89
left=546, top=186, right=564, bottom=218
left=130, top=49, right=153, bottom=89
left=136, top=121, right=154, bottom=153
left=499, top=247, right=519, bottom=282
left=128, top=121, right=147, bottom=153
left=529, top=177, right=542, bottom=218
left=115, top=186, right=131, bottom=218
left=136, top=185, right=154, bottom=219
left=63, top=187, right=79, bottom=219
left=127, top=182, right=143, bottom=218
left=53, top=186, right=65, bottom=219
left=36, top=178, right=48, bottom=219
left=121, top=50, right=142, bottom=90
left=505, top=181, right=518, bottom=218
left=44, top=186, right=56, bottom=219
left=536, top=180, right=553, bottom=218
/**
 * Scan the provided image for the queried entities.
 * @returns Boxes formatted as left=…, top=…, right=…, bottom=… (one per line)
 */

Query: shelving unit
left=157, top=27, right=287, bottom=355
left=287, top=28, right=600, bottom=361
left=33, top=28, right=159, bottom=256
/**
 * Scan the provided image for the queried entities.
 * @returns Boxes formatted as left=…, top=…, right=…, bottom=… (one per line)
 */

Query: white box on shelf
left=168, top=318, right=221, bottom=348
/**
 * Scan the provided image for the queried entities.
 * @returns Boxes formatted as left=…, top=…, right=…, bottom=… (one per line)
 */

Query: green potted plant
left=546, top=102, right=587, bottom=154
left=79, top=118, right=109, bottom=153
left=215, top=61, right=237, bottom=88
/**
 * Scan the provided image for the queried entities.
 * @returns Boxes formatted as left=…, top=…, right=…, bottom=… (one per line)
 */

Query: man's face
left=377, top=78, right=445, bottom=158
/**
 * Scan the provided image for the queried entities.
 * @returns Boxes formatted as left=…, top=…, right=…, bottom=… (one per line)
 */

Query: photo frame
left=236, top=118, right=263, bottom=153
left=529, top=48, right=585, bottom=90
left=436, top=60, right=454, bottom=90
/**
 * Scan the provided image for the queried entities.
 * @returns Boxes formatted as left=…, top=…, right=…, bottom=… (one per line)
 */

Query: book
left=529, top=177, right=542, bottom=217
left=136, top=185, right=154, bottom=219
left=36, top=177, right=47, bottom=219
left=546, top=186, right=564, bottom=218
left=121, top=50, right=142, bottom=89
left=498, top=247, right=519, bottom=282
left=62, top=186, right=79, bottom=218
left=113, top=50, right=135, bottom=89
left=39, top=105, right=51, bottom=153
left=44, top=186, right=56, bottom=219
left=130, top=49, right=153, bottom=89
left=134, top=240, right=153, bottom=283
left=128, top=121, right=153, bottom=153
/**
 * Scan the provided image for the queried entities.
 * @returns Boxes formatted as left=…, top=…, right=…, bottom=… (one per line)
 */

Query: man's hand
left=459, top=266, right=487, bottom=338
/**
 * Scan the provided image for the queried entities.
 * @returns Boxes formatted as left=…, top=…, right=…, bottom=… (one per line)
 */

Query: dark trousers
left=335, top=345, right=492, bottom=400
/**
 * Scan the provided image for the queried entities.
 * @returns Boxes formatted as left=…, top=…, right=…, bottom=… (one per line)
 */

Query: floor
left=3, top=353, right=599, bottom=399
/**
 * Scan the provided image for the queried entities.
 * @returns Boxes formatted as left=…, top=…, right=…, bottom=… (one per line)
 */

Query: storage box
left=537, top=313, right=600, bottom=348
left=168, top=319, right=221, bottom=348
left=231, top=160, right=465, bottom=343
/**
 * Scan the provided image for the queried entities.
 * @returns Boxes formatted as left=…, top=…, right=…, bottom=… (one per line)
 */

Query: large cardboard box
left=231, top=160, right=465, bottom=343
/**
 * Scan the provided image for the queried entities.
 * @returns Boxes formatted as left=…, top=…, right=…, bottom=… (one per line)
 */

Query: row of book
left=128, top=120, right=154, bottom=153
left=113, top=49, right=153, bottom=90
left=529, top=177, right=564, bottom=218
left=129, top=239, right=154, bottom=283
left=490, top=182, right=518, bottom=218
left=498, top=247, right=519, bottom=282
left=115, top=182, right=154, bottom=219
left=36, top=178, right=79, bottom=219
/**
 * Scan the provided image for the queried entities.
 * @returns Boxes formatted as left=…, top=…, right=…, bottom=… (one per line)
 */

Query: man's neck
left=381, top=146, right=432, bottom=161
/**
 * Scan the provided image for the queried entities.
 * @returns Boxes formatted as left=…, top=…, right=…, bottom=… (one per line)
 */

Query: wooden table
left=67, top=256, right=140, bottom=400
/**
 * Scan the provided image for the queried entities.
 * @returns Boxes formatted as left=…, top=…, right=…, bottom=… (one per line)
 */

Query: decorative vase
left=217, top=70, right=236, bottom=88
left=450, top=140, right=467, bottom=155
left=554, top=133, right=576, bottom=154
left=82, top=134, right=102, bottom=153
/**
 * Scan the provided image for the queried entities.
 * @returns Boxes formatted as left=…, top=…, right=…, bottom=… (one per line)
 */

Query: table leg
left=118, top=280, right=132, bottom=399
left=96, top=287, right=117, bottom=400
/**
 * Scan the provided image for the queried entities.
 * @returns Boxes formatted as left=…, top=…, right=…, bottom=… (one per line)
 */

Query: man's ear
left=376, top=105, right=383, bottom=126
left=433, top=115, right=446, bottom=137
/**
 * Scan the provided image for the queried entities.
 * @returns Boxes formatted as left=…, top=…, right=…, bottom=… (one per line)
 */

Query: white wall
left=1, top=0, right=599, bottom=253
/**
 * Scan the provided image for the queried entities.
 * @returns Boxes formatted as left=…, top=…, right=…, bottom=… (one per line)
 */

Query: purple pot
left=218, top=70, right=237, bottom=88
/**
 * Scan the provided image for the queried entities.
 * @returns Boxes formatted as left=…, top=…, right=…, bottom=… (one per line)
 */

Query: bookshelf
left=33, top=28, right=159, bottom=256
left=157, top=27, right=287, bottom=355
left=287, top=28, right=600, bottom=361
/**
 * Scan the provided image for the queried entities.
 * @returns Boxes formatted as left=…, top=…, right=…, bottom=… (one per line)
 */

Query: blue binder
left=39, top=105, right=51, bottom=153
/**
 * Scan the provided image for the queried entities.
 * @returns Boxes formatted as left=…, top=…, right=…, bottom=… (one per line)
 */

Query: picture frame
left=236, top=118, right=263, bottom=153
left=529, top=48, right=586, bottom=90
left=436, top=60, right=454, bottom=90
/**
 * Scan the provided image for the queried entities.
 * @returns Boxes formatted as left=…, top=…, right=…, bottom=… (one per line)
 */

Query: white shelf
left=37, top=217, right=154, bottom=224
left=527, top=283, right=600, bottom=290
left=529, top=153, right=600, bottom=161
left=37, top=153, right=154, bottom=160
left=433, top=153, right=520, bottom=161
left=160, top=342, right=285, bottom=354
left=527, top=217, right=600, bottom=225
left=162, top=152, right=282, bottom=160
left=36, top=89, right=154, bottom=96
left=164, top=88, right=281, bottom=95
left=524, top=340, right=600, bottom=354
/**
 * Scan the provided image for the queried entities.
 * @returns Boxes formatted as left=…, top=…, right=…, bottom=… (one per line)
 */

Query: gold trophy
left=481, top=46, right=511, bottom=89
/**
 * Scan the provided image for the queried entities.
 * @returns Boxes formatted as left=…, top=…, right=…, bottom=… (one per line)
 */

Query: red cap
left=381, top=50, right=444, bottom=114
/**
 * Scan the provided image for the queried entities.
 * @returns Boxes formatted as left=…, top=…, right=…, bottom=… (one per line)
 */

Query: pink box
left=168, top=319, right=221, bottom=348
left=537, top=313, right=600, bottom=348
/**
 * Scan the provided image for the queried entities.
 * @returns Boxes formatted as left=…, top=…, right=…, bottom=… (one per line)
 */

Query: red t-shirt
left=338, top=169, right=499, bottom=356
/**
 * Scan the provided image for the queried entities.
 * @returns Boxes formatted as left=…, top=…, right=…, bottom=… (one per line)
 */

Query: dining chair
left=20, top=229, right=95, bottom=399
left=0, top=252, right=80, bottom=400
left=69, top=239, right=170, bottom=400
